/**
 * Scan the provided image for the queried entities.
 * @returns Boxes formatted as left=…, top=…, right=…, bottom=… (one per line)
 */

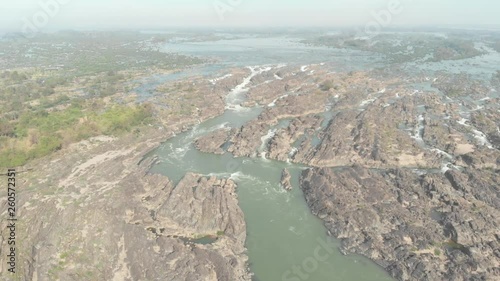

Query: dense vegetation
left=0, top=31, right=193, bottom=167
left=0, top=101, right=153, bottom=167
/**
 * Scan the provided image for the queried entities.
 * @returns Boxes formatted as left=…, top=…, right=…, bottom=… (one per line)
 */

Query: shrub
left=0, top=150, right=29, bottom=167
left=320, top=80, right=334, bottom=91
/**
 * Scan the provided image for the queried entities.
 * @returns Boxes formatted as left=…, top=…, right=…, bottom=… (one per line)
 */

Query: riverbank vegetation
left=0, top=31, right=203, bottom=167
left=0, top=101, right=153, bottom=167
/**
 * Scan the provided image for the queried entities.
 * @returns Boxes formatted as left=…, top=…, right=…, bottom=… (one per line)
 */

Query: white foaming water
left=289, top=226, right=301, bottom=235
left=268, top=93, right=290, bottom=107
left=168, top=141, right=191, bottom=161
left=325, top=102, right=335, bottom=111
left=260, top=152, right=269, bottom=161
left=360, top=98, right=377, bottom=107
left=215, top=122, right=230, bottom=130
left=259, top=129, right=276, bottom=155
left=225, top=67, right=258, bottom=106
left=206, top=172, right=232, bottom=178
left=441, top=162, right=464, bottom=174
left=274, top=73, right=283, bottom=80
left=229, top=171, right=249, bottom=181
left=441, top=163, right=451, bottom=174
left=457, top=118, right=470, bottom=126
left=225, top=104, right=253, bottom=112
left=183, top=122, right=230, bottom=147
left=262, top=187, right=270, bottom=195
left=261, top=79, right=277, bottom=85
left=258, top=128, right=277, bottom=161
left=209, top=73, right=233, bottom=85
left=411, top=115, right=425, bottom=145
left=274, top=186, right=288, bottom=195
left=412, top=169, right=429, bottom=176
left=472, top=129, right=494, bottom=149
left=229, top=171, right=267, bottom=186
left=225, top=65, right=274, bottom=108
left=300, top=65, right=309, bottom=72
left=186, top=123, right=201, bottom=139
left=431, top=148, right=453, bottom=160
left=472, top=105, right=485, bottom=111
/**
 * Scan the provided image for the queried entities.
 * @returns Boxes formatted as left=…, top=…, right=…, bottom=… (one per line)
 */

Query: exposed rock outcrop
left=195, top=128, right=230, bottom=155
left=300, top=166, right=500, bottom=281
left=0, top=75, right=252, bottom=281
left=0, top=134, right=251, bottom=281
left=280, top=168, right=292, bottom=191
left=223, top=64, right=500, bottom=281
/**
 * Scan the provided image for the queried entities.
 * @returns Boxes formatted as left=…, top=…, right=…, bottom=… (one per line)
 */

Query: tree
left=320, top=80, right=334, bottom=91
left=0, top=121, right=14, bottom=137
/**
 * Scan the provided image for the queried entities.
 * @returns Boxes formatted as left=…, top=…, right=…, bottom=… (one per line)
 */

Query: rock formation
left=195, top=128, right=230, bottom=155
left=280, top=168, right=292, bottom=191
left=300, top=166, right=499, bottom=281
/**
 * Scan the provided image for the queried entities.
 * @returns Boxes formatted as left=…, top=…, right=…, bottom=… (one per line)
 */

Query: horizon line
left=2, top=24, right=500, bottom=34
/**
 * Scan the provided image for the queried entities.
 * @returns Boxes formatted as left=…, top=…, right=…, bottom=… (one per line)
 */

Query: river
left=149, top=111, right=394, bottom=281
left=134, top=32, right=500, bottom=281
left=141, top=37, right=395, bottom=280
left=132, top=31, right=498, bottom=281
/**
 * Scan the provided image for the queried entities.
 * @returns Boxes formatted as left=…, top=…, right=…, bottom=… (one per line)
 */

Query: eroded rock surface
left=280, top=168, right=292, bottom=191
left=209, top=64, right=500, bottom=281
left=0, top=134, right=250, bottom=281
left=195, top=128, right=230, bottom=155
left=300, top=166, right=500, bottom=281
left=0, top=68, right=253, bottom=281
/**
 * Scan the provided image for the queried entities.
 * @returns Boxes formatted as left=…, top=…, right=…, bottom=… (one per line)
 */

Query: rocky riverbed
left=2, top=61, right=498, bottom=281
left=195, top=64, right=500, bottom=281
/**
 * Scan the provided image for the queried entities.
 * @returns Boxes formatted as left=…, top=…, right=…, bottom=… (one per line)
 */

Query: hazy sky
left=1, top=0, right=499, bottom=32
